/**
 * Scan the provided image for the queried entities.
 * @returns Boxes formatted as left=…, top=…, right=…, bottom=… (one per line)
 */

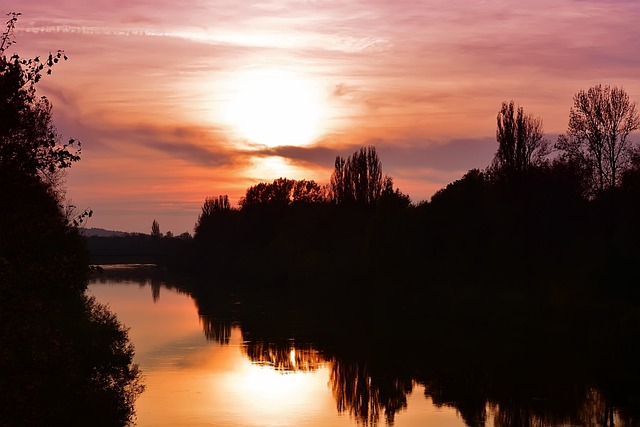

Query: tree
left=0, top=12, right=80, bottom=181
left=490, top=101, right=549, bottom=182
left=292, top=179, right=326, bottom=204
left=269, top=177, right=296, bottom=204
left=151, top=219, right=161, bottom=237
left=238, top=178, right=325, bottom=208
left=330, top=156, right=349, bottom=206
left=194, top=195, right=231, bottom=234
left=557, top=85, right=640, bottom=194
left=240, top=180, right=291, bottom=207
left=201, top=195, right=231, bottom=215
left=178, top=231, right=192, bottom=240
left=1, top=15, right=143, bottom=424
left=1, top=171, right=144, bottom=425
left=330, top=146, right=384, bottom=207
left=378, top=176, right=411, bottom=211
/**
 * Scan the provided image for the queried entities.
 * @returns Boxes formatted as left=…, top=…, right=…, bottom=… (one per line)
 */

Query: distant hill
left=80, top=227, right=138, bottom=237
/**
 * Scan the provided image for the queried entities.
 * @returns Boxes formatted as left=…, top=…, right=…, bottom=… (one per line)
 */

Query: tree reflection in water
left=103, top=271, right=639, bottom=427
left=201, top=315, right=322, bottom=371
left=195, top=300, right=639, bottom=427
left=201, top=315, right=233, bottom=344
left=246, top=342, right=322, bottom=372
left=200, top=315, right=411, bottom=424
left=329, top=358, right=413, bottom=426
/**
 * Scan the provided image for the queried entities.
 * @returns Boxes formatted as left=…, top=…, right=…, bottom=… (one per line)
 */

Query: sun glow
left=247, top=156, right=306, bottom=180
left=223, top=69, right=326, bottom=147
left=220, top=360, right=328, bottom=426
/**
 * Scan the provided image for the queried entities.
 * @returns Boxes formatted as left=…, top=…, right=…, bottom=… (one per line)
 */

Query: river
left=89, top=268, right=480, bottom=426
left=88, top=265, right=635, bottom=427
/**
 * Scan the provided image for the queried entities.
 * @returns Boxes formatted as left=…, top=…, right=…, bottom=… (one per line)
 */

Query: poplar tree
left=491, top=101, right=549, bottom=183
left=330, top=146, right=384, bottom=207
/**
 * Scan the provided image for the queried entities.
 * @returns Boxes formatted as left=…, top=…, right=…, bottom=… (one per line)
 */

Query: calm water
left=88, top=273, right=478, bottom=427
left=88, top=266, right=637, bottom=427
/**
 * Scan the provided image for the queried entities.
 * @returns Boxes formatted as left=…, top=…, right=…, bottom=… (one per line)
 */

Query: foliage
left=238, top=177, right=326, bottom=208
left=0, top=171, right=144, bottom=426
left=330, top=146, right=384, bottom=207
left=240, top=177, right=296, bottom=207
left=0, top=12, right=80, bottom=180
left=557, top=84, right=640, bottom=195
left=490, top=100, right=549, bottom=182
left=151, top=219, right=161, bottom=237
left=0, top=14, right=143, bottom=425
left=378, top=175, right=411, bottom=211
left=292, top=179, right=326, bottom=203
left=204, top=194, right=231, bottom=213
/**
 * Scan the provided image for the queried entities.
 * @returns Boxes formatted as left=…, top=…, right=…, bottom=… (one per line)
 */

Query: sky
left=9, top=0, right=640, bottom=233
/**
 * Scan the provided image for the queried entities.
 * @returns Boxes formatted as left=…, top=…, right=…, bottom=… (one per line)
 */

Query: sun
left=223, top=69, right=326, bottom=147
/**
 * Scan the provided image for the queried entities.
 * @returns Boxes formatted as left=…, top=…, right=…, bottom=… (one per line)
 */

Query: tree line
left=192, top=83, right=638, bottom=219
left=184, top=83, right=640, bottom=270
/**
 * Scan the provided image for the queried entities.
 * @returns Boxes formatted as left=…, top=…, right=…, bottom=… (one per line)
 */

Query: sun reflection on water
left=88, top=279, right=476, bottom=427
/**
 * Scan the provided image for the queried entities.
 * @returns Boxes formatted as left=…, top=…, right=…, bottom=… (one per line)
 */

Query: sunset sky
left=11, top=1, right=640, bottom=233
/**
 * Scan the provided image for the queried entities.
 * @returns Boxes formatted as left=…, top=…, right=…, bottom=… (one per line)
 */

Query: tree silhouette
left=292, top=179, right=326, bottom=203
left=1, top=15, right=143, bottom=424
left=490, top=100, right=549, bottom=183
left=330, top=358, right=411, bottom=426
left=239, top=177, right=325, bottom=208
left=557, top=85, right=640, bottom=194
left=151, top=219, right=161, bottom=237
left=240, top=178, right=295, bottom=207
left=330, top=155, right=350, bottom=205
left=330, top=146, right=384, bottom=207
left=0, top=13, right=80, bottom=181
left=378, top=176, right=411, bottom=211
left=195, top=195, right=230, bottom=228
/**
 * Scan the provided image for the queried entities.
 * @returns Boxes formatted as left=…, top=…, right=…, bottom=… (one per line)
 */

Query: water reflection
left=201, top=316, right=233, bottom=344
left=90, top=263, right=187, bottom=303
left=200, top=313, right=412, bottom=424
left=246, top=342, right=323, bottom=372
left=90, top=278, right=361, bottom=427
left=330, top=358, right=413, bottom=426
left=202, top=316, right=323, bottom=371
left=194, top=300, right=639, bottom=426
left=89, top=268, right=640, bottom=427
left=192, top=294, right=640, bottom=427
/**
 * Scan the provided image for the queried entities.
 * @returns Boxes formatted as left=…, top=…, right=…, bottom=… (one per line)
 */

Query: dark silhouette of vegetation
left=239, top=177, right=326, bottom=208
left=199, top=194, right=231, bottom=218
left=331, top=145, right=384, bottom=207
left=241, top=177, right=296, bottom=206
left=0, top=13, right=80, bottom=183
left=86, top=232, right=190, bottom=264
left=0, top=14, right=143, bottom=425
left=151, top=219, right=161, bottom=237
left=490, top=100, right=549, bottom=183
left=557, top=84, right=640, bottom=195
